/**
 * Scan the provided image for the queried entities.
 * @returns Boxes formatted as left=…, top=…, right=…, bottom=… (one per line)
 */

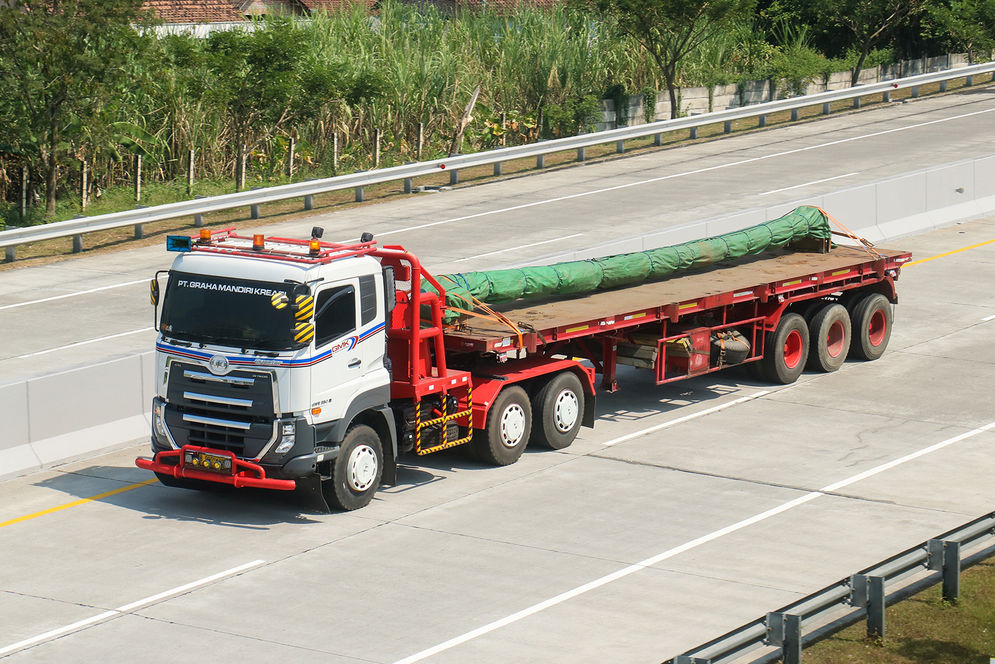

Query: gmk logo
left=208, top=354, right=230, bottom=375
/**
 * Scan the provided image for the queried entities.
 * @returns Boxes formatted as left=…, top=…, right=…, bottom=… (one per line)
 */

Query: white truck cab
left=143, top=229, right=398, bottom=510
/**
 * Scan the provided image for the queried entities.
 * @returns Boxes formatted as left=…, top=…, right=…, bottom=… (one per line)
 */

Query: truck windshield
left=159, top=271, right=304, bottom=351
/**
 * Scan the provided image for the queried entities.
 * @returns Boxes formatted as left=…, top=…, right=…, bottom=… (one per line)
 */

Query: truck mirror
left=383, top=266, right=396, bottom=314
left=294, top=294, right=315, bottom=321
left=149, top=278, right=159, bottom=306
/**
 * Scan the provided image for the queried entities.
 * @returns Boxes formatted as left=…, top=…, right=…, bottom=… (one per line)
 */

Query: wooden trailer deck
left=442, top=245, right=911, bottom=352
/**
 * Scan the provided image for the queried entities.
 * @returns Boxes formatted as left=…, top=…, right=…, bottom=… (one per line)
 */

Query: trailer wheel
left=471, top=386, right=531, bottom=465
left=850, top=293, right=893, bottom=360
left=531, top=371, right=584, bottom=450
left=762, top=313, right=809, bottom=384
left=807, top=303, right=851, bottom=372
left=323, top=424, right=382, bottom=511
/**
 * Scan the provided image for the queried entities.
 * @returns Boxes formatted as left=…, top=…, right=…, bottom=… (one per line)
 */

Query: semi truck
left=136, top=208, right=910, bottom=510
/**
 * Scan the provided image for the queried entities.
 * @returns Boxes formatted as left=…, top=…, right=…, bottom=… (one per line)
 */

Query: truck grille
left=163, top=361, right=277, bottom=458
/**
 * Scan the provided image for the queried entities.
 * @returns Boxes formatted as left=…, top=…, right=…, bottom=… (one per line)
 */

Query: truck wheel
left=531, top=371, right=584, bottom=450
left=471, top=386, right=531, bottom=465
left=807, top=303, right=851, bottom=372
left=323, top=425, right=383, bottom=511
left=850, top=293, right=893, bottom=360
left=762, top=313, right=809, bottom=384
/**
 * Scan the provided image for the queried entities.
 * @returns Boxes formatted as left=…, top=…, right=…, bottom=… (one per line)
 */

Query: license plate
left=185, top=451, right=232, bottom=474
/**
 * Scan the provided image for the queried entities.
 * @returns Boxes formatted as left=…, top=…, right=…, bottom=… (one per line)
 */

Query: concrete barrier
left=2, top=154, right=993, bottom=481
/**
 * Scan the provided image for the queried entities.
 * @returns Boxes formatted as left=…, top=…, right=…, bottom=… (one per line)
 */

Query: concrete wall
left=594, top=53, right=971, bottom=130
left=1, top=353, right=154, bottom=479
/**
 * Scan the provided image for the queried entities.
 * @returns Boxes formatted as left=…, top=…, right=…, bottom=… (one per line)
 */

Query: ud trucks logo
left=208, top=355, right=230, bottom=375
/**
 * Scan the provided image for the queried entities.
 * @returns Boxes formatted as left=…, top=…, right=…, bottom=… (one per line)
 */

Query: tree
left=929, top=0, right=995, bottom=63
left=571, top=0, right=756, bottom=119
left=0, top=0, right=152, bottom=217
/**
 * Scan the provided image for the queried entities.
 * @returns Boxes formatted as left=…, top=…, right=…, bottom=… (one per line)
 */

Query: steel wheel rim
left=500, top=404, right=527, bottom=448
left=783, top=329, right=804, bottom=368
left=347, top=444, right=378, bottom=492
left=826, top=319, right=846, bottom=358
left=553, top=389, right=579, bottom=433
left=868, top=309, right=887, bottom=346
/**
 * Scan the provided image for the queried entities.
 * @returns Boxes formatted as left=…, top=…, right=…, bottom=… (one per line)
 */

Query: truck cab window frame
left=315, top=284, right=357, bottom=347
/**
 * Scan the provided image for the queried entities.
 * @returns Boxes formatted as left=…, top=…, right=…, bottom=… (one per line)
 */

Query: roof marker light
left=253, top=234, right=265, bottom=251
left=199, top=228, right=212, bottom=243
left=309, top=239, right=321, bottom=255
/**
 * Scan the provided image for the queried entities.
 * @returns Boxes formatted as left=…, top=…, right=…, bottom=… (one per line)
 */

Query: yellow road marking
left=0, top=478, right=158, bottom=529
left=905, top=238, right=995, bottom=267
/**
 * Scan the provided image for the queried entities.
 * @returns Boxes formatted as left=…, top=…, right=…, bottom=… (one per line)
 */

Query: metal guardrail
left=3, top=61, right=994, bottom=261
left=667, top=511, right=995, bottom=664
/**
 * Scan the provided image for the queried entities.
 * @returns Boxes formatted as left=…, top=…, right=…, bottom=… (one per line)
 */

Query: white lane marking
left=759, top=172, right=859, bottom=196
left=452, top=234, right=586, bottom=263
left=982, top=314, right=995, bottom=322
left=378, top=107, right=995, bottom=239
left=392, top=422, right=995, bottom=664
left=0, top=279, right=148, bottom=312
left=0, top=560, right=265, bottom=657
left=602, top=391, right=770, bottom=447
left=12, top=327, right=154, bottom=359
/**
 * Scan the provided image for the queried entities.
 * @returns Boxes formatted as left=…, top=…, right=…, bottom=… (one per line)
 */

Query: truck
left=136, top=208, right=911, bottom=510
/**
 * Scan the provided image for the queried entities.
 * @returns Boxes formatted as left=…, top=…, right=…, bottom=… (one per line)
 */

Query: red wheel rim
left=868, top=309, right=887, bottom=346
left=783, top=329, right=804, bottom=368
left=826, top=320, right=846, bottom=357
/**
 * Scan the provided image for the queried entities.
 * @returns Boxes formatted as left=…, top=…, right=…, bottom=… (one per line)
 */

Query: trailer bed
left=443, top=245, right=910, bottom=352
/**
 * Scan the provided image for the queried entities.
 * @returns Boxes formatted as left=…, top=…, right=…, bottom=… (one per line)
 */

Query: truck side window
left=315, top=285, right=356, bottom=347
left=359, top=274, right=377, bottom=325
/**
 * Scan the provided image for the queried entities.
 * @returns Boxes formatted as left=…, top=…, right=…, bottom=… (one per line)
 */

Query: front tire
left=762, top=313, right=809, bottom=384
left=471, top=386, right=531, bottom=465
left=531, top=371, right=584, bottom=450
left=323, top=425, right=383, bottom=511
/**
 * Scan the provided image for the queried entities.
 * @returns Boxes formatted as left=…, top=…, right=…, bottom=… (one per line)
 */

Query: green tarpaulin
left=425, top=206, right=831, bottom=323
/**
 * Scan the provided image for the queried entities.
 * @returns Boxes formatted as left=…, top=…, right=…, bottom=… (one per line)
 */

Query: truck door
left=310, top=275, right=388, bottom=428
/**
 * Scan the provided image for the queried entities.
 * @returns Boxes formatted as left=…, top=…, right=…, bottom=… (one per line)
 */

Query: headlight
left=152, top=401, right=168, bottom=439
left=275, top=421, right=296, bottom=454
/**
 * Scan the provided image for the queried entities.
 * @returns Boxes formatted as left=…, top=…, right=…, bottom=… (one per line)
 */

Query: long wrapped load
left=427, top=205, right=831, bottom=323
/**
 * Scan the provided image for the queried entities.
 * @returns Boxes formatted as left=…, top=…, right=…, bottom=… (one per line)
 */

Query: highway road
left=1, top=87, right=994, bottom=663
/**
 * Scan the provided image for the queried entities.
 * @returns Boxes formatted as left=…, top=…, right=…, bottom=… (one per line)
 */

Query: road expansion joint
left=0, top=588, right=107, bottom=612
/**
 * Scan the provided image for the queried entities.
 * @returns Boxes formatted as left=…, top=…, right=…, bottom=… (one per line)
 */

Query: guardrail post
left=537, top=154, right=546, bottom=168
left=403, top=178, right=413, bottom=194
left=883, top=90, right=891, bottom=102
left=942, top=541, right=961, bottom=601
left=911, top=86, right=919, bottom=98
left=853, top=96, right=862, bottom=109
left=450, top=169, right=459, bottom=185
left=790, top=109, right=799, bottom=121
left=654, top=132, right=663, bottom=145
left=822, top=102, right=831, bottom=115
left=304, top=194, right=315, bottom=209
left=966, top=75, right=973, bottom=86
left=355, top=186, right=365, bottom=202
left=134, top=224, right=144, bottom=239
left=576, top=147, right=586, bottom=162
left=194, top=214, right=204, bottom=228
left=616, top=140, right=625, bottom=153
left=5, top=247, right=15, bottom=262
left=723, top=121, right=731, bottom=134
left=939, top=80, right=947, bottom=92
left=73, top=233, right=83, bottom=253
left=689, top=127, right=698, bottom=139
left=867, top=576, right=885, bottom=639
left=494, top=162, right=503, bottom=176
left=250, top=204, right=261, bottom=219
left=758, top=115, right=766, bottom=127
left=766, top=612, right=801, bottom=664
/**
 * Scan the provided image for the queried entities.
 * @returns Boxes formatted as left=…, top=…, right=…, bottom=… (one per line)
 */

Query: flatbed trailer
left=138, top=224, right=910, bottom=511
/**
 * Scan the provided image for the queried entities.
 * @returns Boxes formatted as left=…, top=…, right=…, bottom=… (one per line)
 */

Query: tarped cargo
left=426, top=206, right=831, bottom=323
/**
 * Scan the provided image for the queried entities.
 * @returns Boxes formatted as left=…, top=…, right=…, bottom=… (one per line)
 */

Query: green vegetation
left=803, top=559, right=995, bottom=664
left=0, top=0, right=992, bottom=228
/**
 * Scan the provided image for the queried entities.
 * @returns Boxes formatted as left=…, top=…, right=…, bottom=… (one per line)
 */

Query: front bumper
left=137, top=444, right=297, bottom=490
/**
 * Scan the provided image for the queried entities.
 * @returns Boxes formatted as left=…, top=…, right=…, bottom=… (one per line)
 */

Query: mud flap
left=294, top=474, right=332, bottom=513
